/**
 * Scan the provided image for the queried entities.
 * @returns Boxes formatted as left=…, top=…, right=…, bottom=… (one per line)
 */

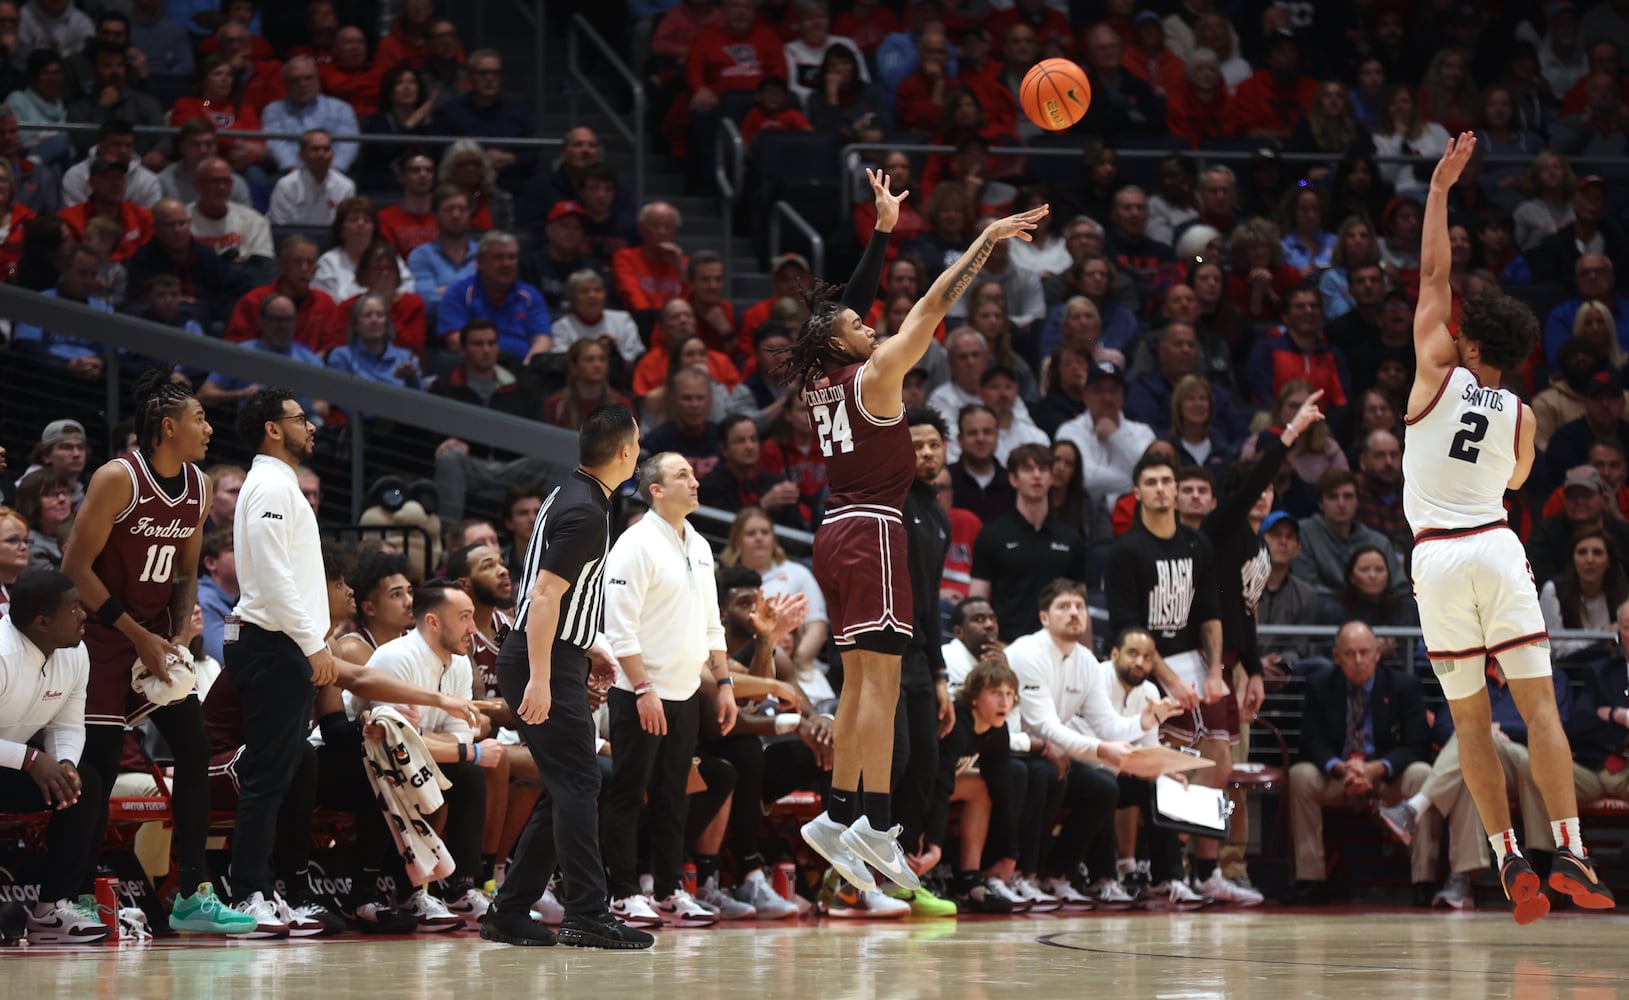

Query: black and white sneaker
left=281, top=892, right=346, bottom=936
left=27, top=898, right=109, bottom=944
left=346, top=891, right=419, bottom=935
left=557, top=911, right=655, bottom=950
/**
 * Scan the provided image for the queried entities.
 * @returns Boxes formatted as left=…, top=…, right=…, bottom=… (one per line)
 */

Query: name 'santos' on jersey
left=1403, top=368, right=1521, bottom=532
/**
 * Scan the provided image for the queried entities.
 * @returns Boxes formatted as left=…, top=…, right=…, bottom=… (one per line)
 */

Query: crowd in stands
left=6, top=0, right=1629, bottom=940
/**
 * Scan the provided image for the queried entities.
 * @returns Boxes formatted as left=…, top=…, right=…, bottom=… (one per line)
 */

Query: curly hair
left=1460, top=292, right=1539, bottom=373
left=771, top=279, right=855, bottom=389
left=133, top=367, right=196, bottom=452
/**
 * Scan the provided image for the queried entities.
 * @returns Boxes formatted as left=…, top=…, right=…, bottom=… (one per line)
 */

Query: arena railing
left=568, top=12, right=648, bottom=207
left=0, top=285, right=581, bottom=524
left=770, top=201, right=826, bottom=284
left=715, top=117, right=746, bottom=296
left=20, top=120, right=566, bottom=154
left=834, top=141, right=1629, bottom=222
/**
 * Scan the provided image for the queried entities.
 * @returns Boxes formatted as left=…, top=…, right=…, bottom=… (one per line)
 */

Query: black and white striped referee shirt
left=513, top=469, right=613, bottom=650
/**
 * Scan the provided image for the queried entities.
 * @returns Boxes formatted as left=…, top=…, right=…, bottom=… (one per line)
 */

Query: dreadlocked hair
left=772, top=279, right=854, bottom=389
left=133, top=367, right=194, bottom=452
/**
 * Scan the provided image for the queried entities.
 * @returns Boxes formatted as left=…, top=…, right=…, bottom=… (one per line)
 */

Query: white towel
left=361, top=706, right=455, bottom=886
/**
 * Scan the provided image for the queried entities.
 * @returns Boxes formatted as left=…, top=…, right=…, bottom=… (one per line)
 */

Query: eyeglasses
left=276, top=412, right=311, bottom=424
left=0, top=534, right=26, bottom=546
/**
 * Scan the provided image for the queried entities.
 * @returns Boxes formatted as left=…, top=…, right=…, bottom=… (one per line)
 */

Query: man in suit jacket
left=1568, top=598, right=1629, bottom=803
left=1286, top=621, right=1432, bottom=901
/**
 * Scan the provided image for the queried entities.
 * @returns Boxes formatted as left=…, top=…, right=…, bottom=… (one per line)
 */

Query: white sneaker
left=1434, top=872, right=1475, bottom=911
left=1040, top=877, right=1096, bottom=910
left=232, top=891, right=290, bottom=938
left=654, top=888, right=719, bottom=927
left=272, top=892, right=324, bottom=937
left=698, top=875, right=757, bottom=920
left=991, top=876, right=1029, bottom=912
left=609, top=894, right=664, bottom=929
left=401, top=888, right=464, bottom=932
left=1147, top=879, right=1209, bottom=911
left=801, top=812, right=877, bottom=892
left=1090, top=878, right=1138, bottom=910
left=1010, top=875, right=1061, bottom=913
left=26, top=898, right=109, bottom=944
left=839, top=816, right=921, bottom=891
left=1199, top=868, right=1265, bottom=906
left=736, top=869, right=798, bottom=920
left=444, top=887, right=492, bottom=928
left=529, top=887, right=565, bottom=925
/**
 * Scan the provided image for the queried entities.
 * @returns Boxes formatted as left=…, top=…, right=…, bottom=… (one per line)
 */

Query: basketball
left=1020, top=58, right=1092, bottom=131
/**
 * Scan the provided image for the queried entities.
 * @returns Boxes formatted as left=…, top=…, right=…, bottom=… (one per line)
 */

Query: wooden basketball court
left=4, top=908, right=1624, bottom=998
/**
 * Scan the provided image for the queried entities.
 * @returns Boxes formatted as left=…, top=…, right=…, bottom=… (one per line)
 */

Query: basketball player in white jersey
left=1401, top=134, right=1613, bottom=923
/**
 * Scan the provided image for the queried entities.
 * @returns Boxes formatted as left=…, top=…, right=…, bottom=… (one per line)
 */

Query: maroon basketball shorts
left=83, top=622, right=171, bottom=728
left=813, top=504, right=914, bottom=655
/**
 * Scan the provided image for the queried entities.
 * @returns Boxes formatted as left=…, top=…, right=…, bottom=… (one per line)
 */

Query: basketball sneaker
left=1040, top=877, right=1096, bottom=910
left=609, top=894, right=664, bottom=929
left=653, top=888, right=719, bottom=927
left=952, top=876, right=1016, bottom=915
left=231, top=891, right=290, bottom=938
left=168, top=883, right=258, bottom=935
left=1009, top=876, right=1060, bottom=913
left=820, top=872, right=910, bottom=919
left=735, top=869, right=799, bottom=920
left=401, top=888, right=464, bottom=932
left=443, top=885, right=494, bottom=928
left=347, top=889, right=418, bottom=934
left=26, top=898, right=109, bottom=944
left=1090, top=878, right=1138, bottom=910
left=1433, top=872, right=1474, bottom=910
left=839, top=816, right=921, bottom=891
left=479, top=909, right=556, bottom=947
left=1146, top=880, right=1209, bottom=912
left=271, top=891, right=327, bottom=937
left=1548, top=848, right=1616, bottom=910
left=557, top=910, right=656, bottom=949
left=801, top=812, right=877, bottom=891
left=1198, top=869, right=1265, bottom=906
left=1499, top=853, right=1550, bottom=925
left=885, top=885, right=960, bottom=918
left=1377, top=801, right=1420, bottom=847
left=697, top=874, right=758, bottom=920
left=530, top=887, right=565, bottom=925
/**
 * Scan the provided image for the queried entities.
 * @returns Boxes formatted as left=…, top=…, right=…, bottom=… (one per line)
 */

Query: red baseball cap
left=547, top=200, right=586, bottom=223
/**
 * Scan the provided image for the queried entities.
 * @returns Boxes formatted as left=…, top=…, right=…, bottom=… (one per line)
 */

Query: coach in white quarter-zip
left=600, top=451, right=739, bottom=929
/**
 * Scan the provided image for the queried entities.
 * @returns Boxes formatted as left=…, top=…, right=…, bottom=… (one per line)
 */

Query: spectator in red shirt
left=739, top=75, right=812, bottom=144
left=58, top=157, right=151, bottom=261
left=894, top=25, right=953, bottom=135
left=225, top=234, right=342, bottom=353
left=1121, top=10, right=1185, bottom=100
left=1226, top=29, right=1318, bottom=140
left=172, top=54, right=265, bottom=170
left=953, top=25, right=1018, bottom=138
left=376, top=149, right=437, bottom=259
left=375, top=0, right=461, bottom=73
left=853, top=149, right=923, bottom=256
left=0, top=158, right=36, bottom=277
left=319, top=26, right=380, bottom=116
left=339, top=241, right=428, bottom=355
left=611, top=200, right=688, bottom=325
left=1166, top=48, right=1230, bottom=149
left=834, top=0, right=898, bottom=55
left=686, top=0, right=788, bottom=110
left=987, top=0, right=1075, bottom=58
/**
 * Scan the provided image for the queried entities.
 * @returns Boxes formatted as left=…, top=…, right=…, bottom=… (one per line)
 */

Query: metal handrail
left=770, top=200, right=826, bottom=281
left=567, top=13, right=648, bottom=206
left=715, top=116, right=745, bottom=297
left=16, top=120, right=564, bottom=149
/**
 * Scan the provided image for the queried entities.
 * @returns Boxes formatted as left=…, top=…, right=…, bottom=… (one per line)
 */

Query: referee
left=480, top=404, right=655, bottom=950
left=227, top=389, right=337, bottom=927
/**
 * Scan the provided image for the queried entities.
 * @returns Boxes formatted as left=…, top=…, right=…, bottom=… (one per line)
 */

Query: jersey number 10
left=138, top=544, right=177, bottom=584
left=812, top=403, right=855, bottom=457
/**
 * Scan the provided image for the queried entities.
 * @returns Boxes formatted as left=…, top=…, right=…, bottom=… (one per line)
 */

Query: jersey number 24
left=812, top=403, right=854, bottom=457
left=1448, top=412, right=1488, bottom=464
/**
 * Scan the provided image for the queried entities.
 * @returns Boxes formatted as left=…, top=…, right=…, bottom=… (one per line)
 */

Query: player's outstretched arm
left=1414, top=133, right=1475, bottom=388
left=868, top=206, right=1049, bottom=386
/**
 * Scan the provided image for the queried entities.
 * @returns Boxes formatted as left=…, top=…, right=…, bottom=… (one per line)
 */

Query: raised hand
left=1288, top=388, right=1326, bottom=435
left=866, top=167, right=907, bottom=234
left=1430, top=132, right=1477, bottom=191
left=982, top=205, right=1050, bottom=243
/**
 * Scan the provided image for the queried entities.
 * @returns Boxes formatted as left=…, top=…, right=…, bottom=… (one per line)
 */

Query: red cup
left=682, top=863, right=698, bottom=897
left=94, top=877, right=119, bottom=942
left=773, top=862, right=797, bottom=902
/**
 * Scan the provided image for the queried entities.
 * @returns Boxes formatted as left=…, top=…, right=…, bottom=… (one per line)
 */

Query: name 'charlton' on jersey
left=804, top=361, right=914, bottom=510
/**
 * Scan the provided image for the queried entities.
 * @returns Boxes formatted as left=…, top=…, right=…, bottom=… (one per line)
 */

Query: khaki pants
left=1573, top=762, right=1629, bottom=803
left=1289, top=759, right=1433, bottom=882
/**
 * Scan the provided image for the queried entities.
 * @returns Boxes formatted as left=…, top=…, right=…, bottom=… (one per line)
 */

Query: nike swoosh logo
left=139, top=496, right=156, bottom=503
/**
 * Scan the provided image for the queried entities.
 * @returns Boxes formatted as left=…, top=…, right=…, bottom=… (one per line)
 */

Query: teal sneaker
left=885, top=886, right=959, bottom=918
left=169, top=883, right=259, bottom=934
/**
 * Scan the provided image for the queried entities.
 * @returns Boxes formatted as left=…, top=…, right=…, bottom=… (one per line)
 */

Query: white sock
left=1406, top=792, right=1431, bottom=815
left=1551, top=817, right=1586, bottom=856
left=743, top=868, right=767, bottom=884
left=1116, top=857, right=1137, bottom=876
left=1489, top=829, right=1521, bottom=865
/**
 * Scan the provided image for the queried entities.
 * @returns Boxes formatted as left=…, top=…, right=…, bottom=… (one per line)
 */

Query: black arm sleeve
left=839, top=228, right=892, bottom=316
left=1209, top=434, right=1292, bottom=529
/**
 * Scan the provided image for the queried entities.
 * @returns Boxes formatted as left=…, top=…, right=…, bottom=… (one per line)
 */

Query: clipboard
left=1118, top=745, right=1216, bottom=780
left=1151, top=775, right=1233, bottom=838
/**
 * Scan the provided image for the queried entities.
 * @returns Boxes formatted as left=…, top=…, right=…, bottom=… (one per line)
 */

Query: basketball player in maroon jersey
left=778, top=170, right=1048, bottom=890
left=61, top=370, right=257, bottom=934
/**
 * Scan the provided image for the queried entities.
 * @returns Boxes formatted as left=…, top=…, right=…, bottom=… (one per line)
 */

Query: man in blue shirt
left=431, top=49, right=535, bottom=191
left=196, top=526, right=236, bottom=666
left=436, top=231, right=551, bottom=362
left=261, top=55, right=359, bottom=173
left=408, top=185, right=477, bottom=303
left=197, top=293, right=331, bottom=422
left=12, top=244, right=116, bottom=381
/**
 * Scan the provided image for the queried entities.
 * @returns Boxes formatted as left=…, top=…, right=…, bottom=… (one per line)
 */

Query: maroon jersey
left=803, top=360, right=914, bottom=512
left=90, top=453, right=207, bottom=634
left=470, top=608, right=511, bottom=700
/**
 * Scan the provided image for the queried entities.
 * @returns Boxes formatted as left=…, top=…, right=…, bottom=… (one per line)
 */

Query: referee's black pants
left=601, top=687, right=701, bottom=900
left=225, top=623, right=317, bottom=900
left=491, top=632, right=608, bottom=919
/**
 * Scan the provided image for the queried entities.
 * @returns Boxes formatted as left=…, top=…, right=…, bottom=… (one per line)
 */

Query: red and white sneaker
left=401, top=889, right=464, bottom=932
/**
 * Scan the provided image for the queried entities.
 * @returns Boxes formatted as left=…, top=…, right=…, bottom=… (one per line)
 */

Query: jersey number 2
left=138, top=544, right=176, bottom=584
left=812, top=403, right=854, bottom=457
left=1448, top=412, right=1488, bottom=464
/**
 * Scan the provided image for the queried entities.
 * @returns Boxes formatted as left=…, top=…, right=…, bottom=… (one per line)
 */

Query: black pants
left=437, top=760, right=487, bottom=886
left=1116, top=774, right=1185, bottom=884
left=1048, top=761, right=1120, bottom=882
left=0, top=762, right=105, bottom=900
left=763, top=736, right=827, bottom=803
left=225, top=623, right=318, bottom=899
left=697, top=732, right=764, bottom=869
left=602, top=687, right=701, bottom=900
left=1009, top=755, right=1067, bottom=875
left=491, top=632, right=607, bottom=919
left=891, top=668, right=939, bottom=853
left=80, top=696, right=213, bottom=893
left=315, top=725, right=396, bottom=879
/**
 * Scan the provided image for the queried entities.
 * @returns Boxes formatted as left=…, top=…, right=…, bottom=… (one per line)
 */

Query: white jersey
left=1402, top=367, right=1521, bottom=534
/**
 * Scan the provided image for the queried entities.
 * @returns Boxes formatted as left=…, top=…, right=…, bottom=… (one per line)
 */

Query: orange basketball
left=1020, top=58, right=1092, bottom=131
